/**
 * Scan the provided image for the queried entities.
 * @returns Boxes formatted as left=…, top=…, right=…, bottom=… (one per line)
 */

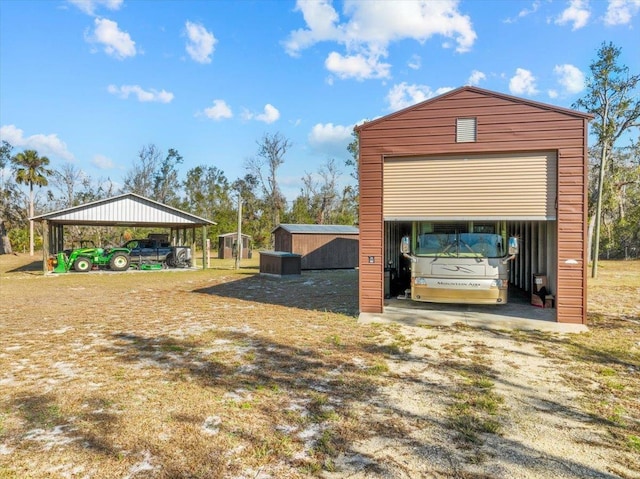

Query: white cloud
left=504, top=1, right=541, bottom=23
left=553, top=64, right=585, bottom=94
left=467, top=70, right=486, bottom=86
left=285, top=0, right=476, bottom=80
left=325, top=51, right=391, bottom=80
left=68, top=0, right=123, bottom=15
left=408, top=54, right=421, bottom=70
left=308, top=123, right=354, bottom=160
left=87, top=18, right=136, bottom=59
left=256, top=104, right=280, bottom=124
left=308, top=123, right=353, bottom=147
left=518, top=0, right=542, bottom=18
left=243, top=104, right=280, bottom=124
left=107, top=84, right=174, bottom=103
left=0, top=125, right=74, bottom=161
left=203, top=100, right=233, bottom=120
left=386, top=83, right=453, bottom=111
left=555, top=0, right=591, bottom=30
left=548, top=89, right=559, bottom=99
left=604, top=0, right=640, bottom=25
left=284, top=0, right=342, bottom=56
left=509, top=68, right=538, bottom=96
left=91, top=154, right=114, bottom=169
left=435, top=87, right=455, bottom=96
left=185, top=21, right=216, bottom=64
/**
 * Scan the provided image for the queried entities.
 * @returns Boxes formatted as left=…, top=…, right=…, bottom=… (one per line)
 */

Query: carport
left=356, top=86, right=592, bottom=324
left=31, top=193, right=216, bottom=272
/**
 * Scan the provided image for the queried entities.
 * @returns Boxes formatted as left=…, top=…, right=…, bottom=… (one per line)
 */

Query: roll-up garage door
left=383, top=152, right=557, bottom=221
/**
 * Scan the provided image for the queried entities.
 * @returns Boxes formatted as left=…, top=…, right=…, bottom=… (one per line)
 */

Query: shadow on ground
left=5, top=258, right=42, bottom=273
left=193, top=269, right=360, bottom=316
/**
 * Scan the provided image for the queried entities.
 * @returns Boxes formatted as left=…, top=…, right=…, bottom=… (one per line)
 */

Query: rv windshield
left=416, top=233, right=504, bottom=258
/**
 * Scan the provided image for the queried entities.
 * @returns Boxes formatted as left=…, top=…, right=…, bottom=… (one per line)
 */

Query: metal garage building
left=356, top=86, right=592, bottom=324
left=32, top=193, right=215, bottom=272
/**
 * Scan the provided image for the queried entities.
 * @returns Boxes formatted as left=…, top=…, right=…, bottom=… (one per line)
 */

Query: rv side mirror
left=508, top=236, right=519, bottom=255
left=400, top=236, right=411, bottom=254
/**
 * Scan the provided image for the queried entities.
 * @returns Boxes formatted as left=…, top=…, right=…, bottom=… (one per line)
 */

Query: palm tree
left=11, top=150, right=52, bottom=256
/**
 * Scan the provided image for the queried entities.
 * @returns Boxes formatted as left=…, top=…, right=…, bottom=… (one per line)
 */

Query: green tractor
left=52, top=241, right=131, bottom=273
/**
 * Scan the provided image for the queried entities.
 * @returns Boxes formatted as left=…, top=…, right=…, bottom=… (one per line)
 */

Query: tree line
left=0, top=131, right=360, bottom=255
left=574, top=42, right=640, bottom=273
left=1, top=43, right=638, bottom=271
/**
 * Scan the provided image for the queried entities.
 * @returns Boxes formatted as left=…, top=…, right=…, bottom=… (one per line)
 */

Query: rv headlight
left=491, top=279, right=507, bottom=289
left=414, top=277, right=428, bottom=285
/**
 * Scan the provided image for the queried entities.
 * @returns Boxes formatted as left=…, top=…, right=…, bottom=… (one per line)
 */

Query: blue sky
left=1, top=0, right=639, bottom=202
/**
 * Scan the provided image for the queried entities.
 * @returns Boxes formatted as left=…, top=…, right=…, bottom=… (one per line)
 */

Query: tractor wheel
left=176, top=249, right=190, bottom=267
left=73, top=256, right=92, bottom=272
left=109, top=253, right=130, bottom=271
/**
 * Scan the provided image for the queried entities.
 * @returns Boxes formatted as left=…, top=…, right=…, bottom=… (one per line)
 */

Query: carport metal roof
left=31, top=192, right=216, bottom=227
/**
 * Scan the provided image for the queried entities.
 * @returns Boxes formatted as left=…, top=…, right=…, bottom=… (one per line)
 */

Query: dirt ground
left=0, top=254, right=638, bottom=478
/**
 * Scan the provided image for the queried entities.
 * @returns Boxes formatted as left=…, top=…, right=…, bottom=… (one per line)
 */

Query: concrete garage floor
left=359, top=287, right=588, bottom=333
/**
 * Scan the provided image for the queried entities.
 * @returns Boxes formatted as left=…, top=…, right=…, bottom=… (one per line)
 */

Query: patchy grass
left=1, top=254, right=639, bottom=477
left=506, top=260, right=640, bottom=460
left=567, top=261, right=640, bottom=456
left=0, top=253, right=385, bottom=478
left=444, top=351, right=505, bottom=449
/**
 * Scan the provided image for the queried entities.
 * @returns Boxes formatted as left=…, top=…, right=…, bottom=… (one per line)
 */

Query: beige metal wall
left=383, top=152, right=557, bottom=220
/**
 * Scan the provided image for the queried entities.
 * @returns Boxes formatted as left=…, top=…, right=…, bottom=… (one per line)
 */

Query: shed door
left=383, top=151, right=557, bottom=220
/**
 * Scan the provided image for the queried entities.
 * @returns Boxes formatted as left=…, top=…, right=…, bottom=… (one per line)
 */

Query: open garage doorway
left=383, top=219, right=558, bottom=322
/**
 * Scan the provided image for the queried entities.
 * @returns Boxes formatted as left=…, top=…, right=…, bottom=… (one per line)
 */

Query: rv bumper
left=411, top=278, right=509, bottom=304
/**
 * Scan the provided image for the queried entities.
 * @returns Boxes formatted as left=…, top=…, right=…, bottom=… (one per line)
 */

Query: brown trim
left=582, top=118, right=589, bottom=324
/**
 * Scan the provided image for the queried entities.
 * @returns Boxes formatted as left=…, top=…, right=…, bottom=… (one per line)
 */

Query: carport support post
left=200, top=226, right=206, bottom=269
left=41, top=220, right=49, bottom=274
left=235, top=195, right=242, bottom=270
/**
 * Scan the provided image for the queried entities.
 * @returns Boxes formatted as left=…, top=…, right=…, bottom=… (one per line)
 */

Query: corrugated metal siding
left=357, top=87, right=589, bottom=324
left=292, top=233, right=359, bottom=270
left=36, top=194, right=214, bottom=226
left=359, top=146, right=385, bottom=313
left=276, top=224, right=359, bottom=235
left=383, top=152, right=557, bottom=220
left=275, top=229, right=358, bottom=269
left=274, top=230, right=292, bottom=252
left=52, top=198, right=192, bottom=224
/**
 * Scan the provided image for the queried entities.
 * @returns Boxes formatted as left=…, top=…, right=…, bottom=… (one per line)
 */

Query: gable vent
left=456, top=118, right=477, bottom=142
